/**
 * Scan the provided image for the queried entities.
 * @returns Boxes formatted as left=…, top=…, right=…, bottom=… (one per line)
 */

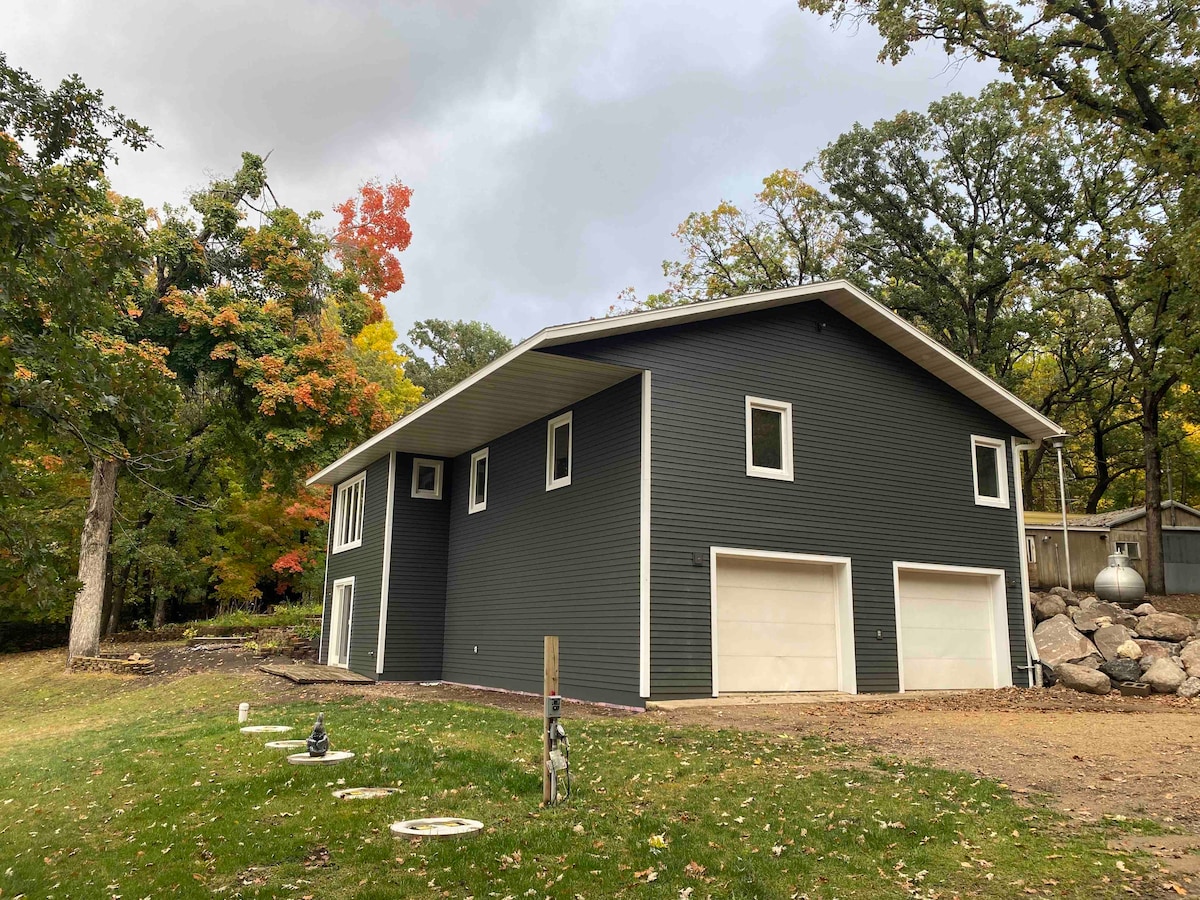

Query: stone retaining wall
left=70, top=655, right=155, bottom=675
left=1031, top=587, right=1200, bottom=698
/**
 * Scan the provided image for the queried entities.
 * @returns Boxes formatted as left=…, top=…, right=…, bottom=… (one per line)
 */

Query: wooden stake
left=543, top=635, right=559, bottom=805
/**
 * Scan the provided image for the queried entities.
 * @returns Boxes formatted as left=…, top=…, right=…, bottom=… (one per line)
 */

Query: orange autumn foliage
left=334, top=179, right=413, bottom=308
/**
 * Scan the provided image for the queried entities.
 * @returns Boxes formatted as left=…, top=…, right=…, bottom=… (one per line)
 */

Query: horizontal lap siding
left=384, top=454, right=450, bottom=681
left=553, top=300, right=1027, bottom=698
left=319, top=455, right=389, bottom=678
left=443, top=377, right=642, bottom=706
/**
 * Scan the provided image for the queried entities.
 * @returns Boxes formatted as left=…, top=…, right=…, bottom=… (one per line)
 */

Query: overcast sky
left=3, top=1, right=995, bottom=342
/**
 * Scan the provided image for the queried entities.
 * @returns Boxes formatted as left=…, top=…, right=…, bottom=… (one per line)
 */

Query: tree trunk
left=1023, top=444, right=1047, bottom=508
left=152, top=590, right=168, bottom=630
left=106, top=560, right=133, bottom=637
left=67, top=458, right=120, bottom=664
left=99, top=536, right=115, bottom=641
left=1141, top=390, right=1166, bottom=594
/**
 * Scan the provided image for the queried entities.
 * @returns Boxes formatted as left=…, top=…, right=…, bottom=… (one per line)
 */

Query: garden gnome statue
left=306, top=713, right=330, bottom=757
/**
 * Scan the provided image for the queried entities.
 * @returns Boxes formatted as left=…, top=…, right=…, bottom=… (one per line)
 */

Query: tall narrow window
left=411, top=458, right=444, bottom=500
left=971, top=435, right=1009, bottom=508
left=546, top=411, right=573, bottom=491
left=745, top=396, right=793, bottom=481
left=469, top=447, right=489, bottom=514
left=332, top=471, right=366, bottom=552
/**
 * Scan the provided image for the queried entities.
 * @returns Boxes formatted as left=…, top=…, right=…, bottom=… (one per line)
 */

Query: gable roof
left=308, top=279, right=1064, bottom=486
left=1026, top=500, right=1200, bottom=529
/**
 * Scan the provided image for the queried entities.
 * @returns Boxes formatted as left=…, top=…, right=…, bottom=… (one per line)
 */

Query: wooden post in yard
left=543, top=635, right=559, bottom=805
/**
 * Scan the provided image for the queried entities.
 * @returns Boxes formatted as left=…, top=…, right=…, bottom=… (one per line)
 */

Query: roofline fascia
left=307, top=279, right=1065, bottom=486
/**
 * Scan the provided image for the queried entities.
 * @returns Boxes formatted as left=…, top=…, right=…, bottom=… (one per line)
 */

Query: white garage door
left=715, top=556, right=840, bottom=692
left=895, top=568, right=1001, bottom=690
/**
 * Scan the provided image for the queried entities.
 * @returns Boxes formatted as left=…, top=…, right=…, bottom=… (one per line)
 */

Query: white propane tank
left=1093, top=552, right=1146, bottom=605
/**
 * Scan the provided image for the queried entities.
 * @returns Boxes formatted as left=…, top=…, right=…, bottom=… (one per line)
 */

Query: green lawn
left=0, top=653, right=1153, bottom=898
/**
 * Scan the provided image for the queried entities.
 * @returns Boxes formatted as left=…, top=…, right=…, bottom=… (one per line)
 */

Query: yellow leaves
left=13, top=364, right=34, bottom=381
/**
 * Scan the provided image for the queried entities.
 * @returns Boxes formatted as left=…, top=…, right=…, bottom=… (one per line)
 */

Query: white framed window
left=332, top=471, right=366, bottom=552
left=971, top=435, right=1009, bottom=508
left=745, top=396, right=794, bottom=481
left=1115, top=540, right=1141, bottom=560
left=1025, top=536, right=1037, bottom=564
left=546, top=411, right=573, bottom=491
left=468, top=447, right=489, bottom=514
left=411, top=458, right=444, bottom=500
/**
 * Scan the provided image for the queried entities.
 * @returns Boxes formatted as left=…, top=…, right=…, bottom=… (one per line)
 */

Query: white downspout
left=1053, top=439, right=1073, bottom=592
left=1013, top=438, right=1042, bottom=688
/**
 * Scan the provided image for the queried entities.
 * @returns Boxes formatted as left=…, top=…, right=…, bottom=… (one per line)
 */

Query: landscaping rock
left=1099, top=658, right=1143, bottom=684
left=1055, top=663, right=1111, bottom=695
left=1116, top=640, right=1143, bottom=660
left=1034, top=615, right=1098, bottom=668
left=1132, top=603, right=1158, bottom=617
left=1071, top=602, right=1124, bottom=632
left=1143, top=657, right=1188, bottom=694
left=1048, top=586, right=1078, bottom=605
left=1074, top=654, right=1104, bottom=669
left=1179, top=641, right=1200, bottom=677
left=1032, top=594, right=1067, bottom=622
left=1178, top=677, right=1200, bottom=699
left=1093, top=624, right=1134, bottom=662
left=1078, top=595, right=1098, bottom=610
left=1137, top=612, right=1194, bottom=642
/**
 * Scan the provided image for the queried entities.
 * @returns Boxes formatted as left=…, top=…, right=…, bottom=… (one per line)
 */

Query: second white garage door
left=894, top=566, right=1008, bottom=691
left=714, top=555, right=844, bottom=693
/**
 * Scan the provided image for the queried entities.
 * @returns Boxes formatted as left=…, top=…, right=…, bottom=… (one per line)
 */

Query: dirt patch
left=1151, top=594, right=1200, bottom=617
left=654, top=688, right=1200, bottom=829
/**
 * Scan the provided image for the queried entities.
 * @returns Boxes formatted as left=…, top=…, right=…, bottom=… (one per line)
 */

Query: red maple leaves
left=334, top=179, right=414, bottom=312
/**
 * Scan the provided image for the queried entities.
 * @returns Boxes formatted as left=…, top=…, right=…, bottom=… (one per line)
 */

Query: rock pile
left=1031, top=587, right=1200, bottom=698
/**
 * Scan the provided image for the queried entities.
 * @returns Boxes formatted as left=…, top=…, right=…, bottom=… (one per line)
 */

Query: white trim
left=331, top=471, right=366, bottom=552
left=319, top=488, right=334, bottom=664
left=709, top=547, right=857, bottom=697
left=971, top=435, right=1009, bottom=509
left=468, top=447, right=489, bottom=514
left=891, top=561, right=1012, bottom=693
left=1012, top=438, right=1037, bottom=687
left=410, top=457, right=444, bottom=500
left=329, top=576, right=355, bottom=669
left=376, top=452, right=396, bottom=676
left=745, top=396, right=794, bottom=482
left=1025, top=524, right=1111, bottom=533
left=545, top=411, right=573, bottom=491
left=639, top=371, right=652, bottom=699
left=308, top=280, right=1064, bottom=487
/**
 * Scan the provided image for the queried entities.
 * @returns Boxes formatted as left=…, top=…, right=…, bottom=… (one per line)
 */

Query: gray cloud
left=2, top=0, right=996, bottom=340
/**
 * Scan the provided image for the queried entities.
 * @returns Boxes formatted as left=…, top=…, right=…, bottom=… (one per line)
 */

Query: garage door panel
left=719, top=621, right=837, bottom=658
left=902, top=626, right=992, bottom=661
left=716, top=556, right=842, bottom=693
left=719, top=655, right=839, bottom=693
left=897, top=568, right=1000, bottom=691
left=717, top=559, right=833, bottom=592
left=903, top=658, right=994, bottom=690
left=717, top=587, right=836, bottom=626
left=899, top=596, right=991, bottom=630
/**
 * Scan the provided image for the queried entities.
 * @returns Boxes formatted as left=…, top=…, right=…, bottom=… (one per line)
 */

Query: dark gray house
left=308, top=280, right=1063, bottom=707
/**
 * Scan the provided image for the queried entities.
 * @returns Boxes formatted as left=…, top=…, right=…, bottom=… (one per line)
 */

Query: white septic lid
left=391, top=817, right=484, bottom=838
left=333, top=786, right=401, bottom=800
left=287, top=750, right=355, bottom=765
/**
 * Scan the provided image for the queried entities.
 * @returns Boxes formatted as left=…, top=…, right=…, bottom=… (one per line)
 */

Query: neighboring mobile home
left=308, top=280, right=1064, bottom=707
left=1025, top=501, right=1200, bottom=592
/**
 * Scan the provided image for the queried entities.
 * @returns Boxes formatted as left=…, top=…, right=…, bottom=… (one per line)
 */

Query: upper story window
left=332, top=471, right=366, bottom=552
left=745, top=396, right=794, bottom=482
left=971, top=435, right=1009, bottom=508
left=469, top=447, right=489, bottom=514
left=546, top=411, right=573, bottom=491
left=411, top=458, right=444, bottom=500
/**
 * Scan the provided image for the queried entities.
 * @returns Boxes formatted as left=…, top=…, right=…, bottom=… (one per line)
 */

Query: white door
left=715, top=556, right=840, bottom=692
left=895, top=567, right=1004, bottom=690
left=328, top=578, right=354, bottom=668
